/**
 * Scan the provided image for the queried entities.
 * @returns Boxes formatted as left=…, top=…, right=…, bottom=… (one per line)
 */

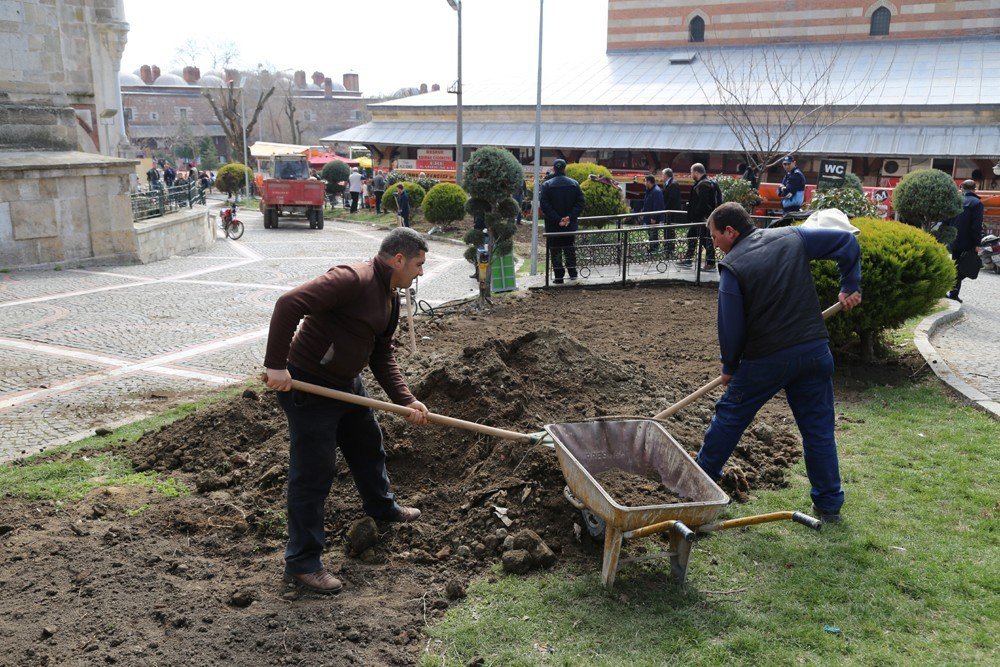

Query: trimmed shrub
left=817, top=171, right=863, bottom=193
left=381, top=182, right=426, bottom=212
left=807, top=187, right=878, bottom=218
left=579, top=179, right=628, bottom=224
left=415, top=176, right=439, bottom=194
left=386, top=170, right=410, bottom=187
left=892, top=169, right=962, bottom=231
left=810, top=217, right=955, bottom=358
left=215, top=162, right=254, bottom=197
left=564, top=162, right=612, bottom=185
left=717, top=175, right=761, bottom=213
left=422, top=183, right=468, bottom=225
left=320, top=161, right=351, bottom=196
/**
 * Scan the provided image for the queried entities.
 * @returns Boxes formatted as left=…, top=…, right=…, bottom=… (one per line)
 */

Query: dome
left=392, top=87, right=421, bottom=98
left=197, top=74, right=225, bottom=88
left=329, top=82, right=347, bottom=92
left=295, top=82, right=322, bottom=91
left=119, top=72, right=145, bottom=86
left=152, top=73, right=188, bottom=86
left=169, top=69, right=183, bottom=76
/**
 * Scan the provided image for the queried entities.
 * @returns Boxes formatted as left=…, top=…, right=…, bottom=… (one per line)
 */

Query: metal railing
left=543, top=210, right=717, bottom=287
left=131, top=181, right=207, bottom=222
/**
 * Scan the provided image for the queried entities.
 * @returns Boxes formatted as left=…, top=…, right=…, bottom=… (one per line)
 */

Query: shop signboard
left=818, top=159, right=849, bottom=188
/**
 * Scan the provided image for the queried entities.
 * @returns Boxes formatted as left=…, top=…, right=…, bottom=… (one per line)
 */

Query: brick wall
left=607, top=0, right=1000, bottom=49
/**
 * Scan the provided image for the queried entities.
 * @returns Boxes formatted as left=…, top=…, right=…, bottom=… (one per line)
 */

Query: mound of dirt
left=594, top=468, right=691, bottom=506
left=2, top=285, right=809, bottom=666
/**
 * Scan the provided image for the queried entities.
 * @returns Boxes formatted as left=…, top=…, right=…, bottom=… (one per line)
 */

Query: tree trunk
left=860, top=329, right=875, bottom=364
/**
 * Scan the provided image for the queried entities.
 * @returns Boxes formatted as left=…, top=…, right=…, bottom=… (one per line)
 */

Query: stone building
left=120, top=68, right=376, bottom=160
left=328, top=0, right=1000, bottom=188
left=1, top=0, right=141, bottom=269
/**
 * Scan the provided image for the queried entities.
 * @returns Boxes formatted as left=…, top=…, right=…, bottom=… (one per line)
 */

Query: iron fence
left=131, top=182, right=207, bottom=222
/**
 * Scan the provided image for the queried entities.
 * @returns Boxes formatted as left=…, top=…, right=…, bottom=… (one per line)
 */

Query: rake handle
left=654, top=300, right=847, bottom=420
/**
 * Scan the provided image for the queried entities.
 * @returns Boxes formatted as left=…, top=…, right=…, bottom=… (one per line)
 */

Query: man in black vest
left=695, top=203, right=862, bottom=523
left=944, top=180, right=984, bottom=302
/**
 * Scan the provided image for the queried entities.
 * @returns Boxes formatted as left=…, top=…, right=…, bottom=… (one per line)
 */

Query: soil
left=594, top=468, right=691, bottom=506
left=0, top=284, right=809, bottom=667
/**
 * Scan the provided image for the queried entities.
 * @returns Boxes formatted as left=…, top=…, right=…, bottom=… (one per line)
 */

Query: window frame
left=689, top=16, right=705, bottom=43
left=870, top=7, right=891, bottom=36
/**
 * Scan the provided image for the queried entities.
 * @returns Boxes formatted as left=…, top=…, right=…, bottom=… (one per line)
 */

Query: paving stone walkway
left=0, top=210, right=476, bottom=460
left=929, top=270, right=1000, bottom=404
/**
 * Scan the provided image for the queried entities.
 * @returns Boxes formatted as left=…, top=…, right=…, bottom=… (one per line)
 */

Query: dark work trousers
left=398, top=213, right=410, bottom=228
left=548, top=234, right=577, bottom=281
left=685, top=223, right=716, bottom=264
left=695, top=344, right=844, bottom=514
left=374, top=190, right=384, bottom=213
left=951, top=249, right=966, bottom=295
left=277, top=365, right=400, bottom=575
left=350, top=191, right=360, bottom=213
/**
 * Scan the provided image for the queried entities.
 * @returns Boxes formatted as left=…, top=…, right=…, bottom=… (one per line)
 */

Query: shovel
left=653, top=299, right=850, bottom=420
left=263, top=375, right=553, bottom=446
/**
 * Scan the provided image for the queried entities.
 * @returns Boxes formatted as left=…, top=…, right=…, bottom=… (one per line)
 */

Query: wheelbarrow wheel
left=582, top=509, right=606, bottom=540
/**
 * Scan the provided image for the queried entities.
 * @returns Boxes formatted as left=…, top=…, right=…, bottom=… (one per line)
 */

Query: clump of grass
left=0, top=454, right=188, bottom=502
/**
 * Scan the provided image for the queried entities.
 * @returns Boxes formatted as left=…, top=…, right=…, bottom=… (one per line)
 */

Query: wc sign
left=818, top=159, right=849, bottom=187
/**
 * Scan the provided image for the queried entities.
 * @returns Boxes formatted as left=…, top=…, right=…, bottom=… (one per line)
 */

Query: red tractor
left=259, top=155, right=327, bottom=229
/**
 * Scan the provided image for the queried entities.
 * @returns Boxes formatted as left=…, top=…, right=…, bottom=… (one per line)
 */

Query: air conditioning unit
left=881, top=158, right=910, bottom=177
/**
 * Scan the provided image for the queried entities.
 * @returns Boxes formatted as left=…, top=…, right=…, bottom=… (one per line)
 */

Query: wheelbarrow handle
left=263, top=375, right=535, bottom=444
left=653, top=300, right=848, bottom=421
left=697, top=511, right=823, bottom=534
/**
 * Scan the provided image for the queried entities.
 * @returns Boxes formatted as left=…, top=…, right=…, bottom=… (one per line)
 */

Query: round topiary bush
left=579, top=179, right=628, bottom=224
left=817, top=172, right=863, bottom=193
left=807, top=187, right=878, bottom=218
left=415, top=176, right=439, bottom=194
left=461, top=147, right=523, bottom=202
left=891, top=169, right=962, bottom=231
left=810, top=217, right=955, bottom=359
left=320, top=160, right=351, bottom=197
left=422, top=182, right=468, bottom=225
left=564, top=162, right=612, bottom=185
left=381, top=182, right=426, bottom=212
left=215, top=162, right=254, bottom=197
left=717, top=175, right=761, bottom=213
left=386, top=170, right=410, bottom=187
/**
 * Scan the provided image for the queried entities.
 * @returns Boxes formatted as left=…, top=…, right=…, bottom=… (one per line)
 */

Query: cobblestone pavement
left=0, top=211, right=475, bottom=460
left=930, top=270, right=1000, bottom=401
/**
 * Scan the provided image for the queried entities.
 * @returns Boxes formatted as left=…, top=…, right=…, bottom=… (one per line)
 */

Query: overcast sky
left=121, top=0, right=608, bottom=97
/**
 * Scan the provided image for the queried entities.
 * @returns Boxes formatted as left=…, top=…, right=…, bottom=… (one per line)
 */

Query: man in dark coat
left=641, top=174, right=666, bottom=255
left=777, top=155, right=806, bottom=212
left=945, top=180, right=984, bottom=302
left=539, top=159, right=586, bottom=284
left=680, top=163, right=722, bottom=270
left=394, top=184, right=411, bottom=228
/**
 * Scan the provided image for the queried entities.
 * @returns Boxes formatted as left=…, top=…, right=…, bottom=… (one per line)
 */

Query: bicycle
left=219, top=201, right=245, bottom=240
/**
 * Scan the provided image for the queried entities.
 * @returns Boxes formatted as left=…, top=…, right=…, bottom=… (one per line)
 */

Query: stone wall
left=133, top=207, right=214, bottom=264
left=0, top=151, right=139, bottom=268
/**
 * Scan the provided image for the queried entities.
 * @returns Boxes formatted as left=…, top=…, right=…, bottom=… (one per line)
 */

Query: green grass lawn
left=423, top=379, right=999, bottom=666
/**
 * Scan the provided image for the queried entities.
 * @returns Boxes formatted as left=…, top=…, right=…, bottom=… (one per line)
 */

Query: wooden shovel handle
left=275, top=376, right=533, bottom=444
left=653, top=300, right=847, bottom=420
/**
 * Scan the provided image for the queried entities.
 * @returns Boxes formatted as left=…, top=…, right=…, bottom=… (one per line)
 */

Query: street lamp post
left=447, top=0, right=463, bottom=184
left=240, top=76, right=250, bottom=200
left=529, top=0, right=544, bottom=274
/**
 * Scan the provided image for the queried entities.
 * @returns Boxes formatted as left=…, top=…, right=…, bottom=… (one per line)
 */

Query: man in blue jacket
left=945, top=180, right=984, bottom=302
left=695, top=202, right=862, bottom=523
left=641, top=174, right=666, bottom=255
left=539, top=159, right=586, bottom=284
left=777, top=155, right=806, bottom=212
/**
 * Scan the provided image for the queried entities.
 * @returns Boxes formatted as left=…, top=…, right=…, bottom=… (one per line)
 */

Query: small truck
left=259, top=155, right=327, bottom=229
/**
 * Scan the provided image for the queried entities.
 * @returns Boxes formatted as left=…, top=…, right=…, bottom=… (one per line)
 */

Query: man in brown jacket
left=264, top=227, right=430, bottom=593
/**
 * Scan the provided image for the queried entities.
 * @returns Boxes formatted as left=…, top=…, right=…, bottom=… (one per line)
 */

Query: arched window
left=870, top=7, right=891, bottom=36
left=689, top=16, right=705, bottom=43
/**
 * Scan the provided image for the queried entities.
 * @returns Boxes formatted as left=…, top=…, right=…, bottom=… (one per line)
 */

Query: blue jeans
left=277, top=367, right=401, bottom=574
left=695, top=345, right=844, bottom=513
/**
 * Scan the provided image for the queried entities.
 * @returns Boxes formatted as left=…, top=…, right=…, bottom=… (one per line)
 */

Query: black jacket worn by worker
left=687, top=175, right=721, bottom=223
left=539, top=174, right=586, bottom=233
left=946, top=191, right=984, bottom=254
left=662, top=177, right=682, bottom=214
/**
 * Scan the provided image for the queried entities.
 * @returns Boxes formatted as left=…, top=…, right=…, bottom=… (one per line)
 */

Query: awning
left=249, top=141, right=311, bottom=158
left=323, top=122, right=1000, bottom=158
left=308, top=153, right=359, bottom=169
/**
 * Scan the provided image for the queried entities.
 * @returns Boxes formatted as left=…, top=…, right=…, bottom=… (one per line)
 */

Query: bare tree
left=694, top=43, right=893, bottom=181
left=202, top=78, right=275, bottom=164
left=279, top=79, right=303, bottom=145
left=172, top=38, right=240, bottom=71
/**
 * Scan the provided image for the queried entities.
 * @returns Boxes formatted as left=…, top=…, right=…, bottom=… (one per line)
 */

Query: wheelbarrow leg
left=668, top=527, right=693, bottom=585
left=601, top=527, right=624, bottom=589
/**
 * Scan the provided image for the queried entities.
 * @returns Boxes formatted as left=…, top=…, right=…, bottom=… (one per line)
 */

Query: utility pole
left=447, top=0, right=463, bottom=184
left=529, top=0, right=544, bottom=275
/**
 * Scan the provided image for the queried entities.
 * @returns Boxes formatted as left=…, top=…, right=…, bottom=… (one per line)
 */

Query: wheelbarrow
left=545, top=418, right=821, bottom=589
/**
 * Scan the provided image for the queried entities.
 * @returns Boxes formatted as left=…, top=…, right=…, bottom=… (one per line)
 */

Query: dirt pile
left=594, top=468, right=691, bottom=506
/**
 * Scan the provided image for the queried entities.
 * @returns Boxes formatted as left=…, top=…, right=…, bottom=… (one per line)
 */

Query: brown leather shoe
left=385, top=506, right=421, bottom=523
left=283, top=568, right=343, bottom=594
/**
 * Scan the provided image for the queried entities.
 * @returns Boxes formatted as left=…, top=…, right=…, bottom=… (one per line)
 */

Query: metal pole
left=455, top=1, right=463, bottom=184
left=240, top=77, right=250, bottom=200
left=529, top=0, right=544, bottom=275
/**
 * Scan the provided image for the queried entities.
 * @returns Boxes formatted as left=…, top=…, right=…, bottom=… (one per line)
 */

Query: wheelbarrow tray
left=545, top=418, right=729, bottom=532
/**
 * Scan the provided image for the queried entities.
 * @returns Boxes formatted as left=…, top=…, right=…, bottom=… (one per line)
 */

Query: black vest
left=719, top=227, right=829, bottom=359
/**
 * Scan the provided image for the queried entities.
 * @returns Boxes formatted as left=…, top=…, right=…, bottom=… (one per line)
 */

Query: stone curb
left=329, top=216, right=468, bottom=247
left=913, top=299, right=1000, bottom=420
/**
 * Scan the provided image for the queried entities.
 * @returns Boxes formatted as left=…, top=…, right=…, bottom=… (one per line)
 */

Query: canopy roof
left=249, top=142, right=311, bottom=158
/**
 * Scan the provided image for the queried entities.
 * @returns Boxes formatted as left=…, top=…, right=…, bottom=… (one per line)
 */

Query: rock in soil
left=445, top=579, right=467, bottom=599
left=502, top=549, right=533, bottom=574
left=347, top=517, right=379, bottom=555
